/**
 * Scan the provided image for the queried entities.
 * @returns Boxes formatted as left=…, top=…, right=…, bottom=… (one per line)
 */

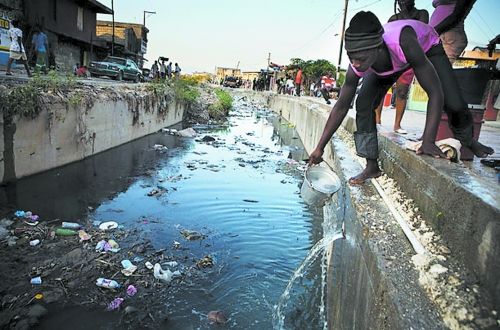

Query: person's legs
left=427, top=44, right=493, bottom=157
left=321, top=88, right=331, bottom=104
left=350, top=73, right=395, bottom=184
left=6, top=58, right=14, bottom=74
left=394, top=80, right=410, bottom=132
left=374, top=99, right=383, bottom=125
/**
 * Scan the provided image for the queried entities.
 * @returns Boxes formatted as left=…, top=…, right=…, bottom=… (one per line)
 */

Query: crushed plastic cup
left=31, top=276, right=42, bottom=285
left=126, top=285, right=137, bottom=297
left=107, top=297, right=124, bottom=311
left=121, top=260, right=134, bottom=269
left=15, top=210, right=26, bottom=218
left=29, top=239, right=40, bottom=246
left=78, top=230, right=91, bottom=242
left=99, top=221, right=118, bottom=231
left=153, top=263, right=181, bottom=283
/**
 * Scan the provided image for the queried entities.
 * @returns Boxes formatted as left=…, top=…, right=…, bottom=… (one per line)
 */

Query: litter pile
left=0, top=209, right=227, bottom=329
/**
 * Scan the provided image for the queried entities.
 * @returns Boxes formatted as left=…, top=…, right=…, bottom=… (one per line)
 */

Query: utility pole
left=111, top=0, right=115, bottom=56
left=143, top=10, right=156, bottom=27
left=267, top=52, right=271, bottom=71
left=337, top=0, right=349, bottom=79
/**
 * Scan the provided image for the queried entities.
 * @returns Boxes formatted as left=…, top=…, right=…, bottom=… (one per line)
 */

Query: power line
left=472, top=8, right=496, bottom=38
left=468, top=13, right=494, bottom=43
left=351, top=0, right=382, bottom=11
left=290, top=11, right=343, bottom=53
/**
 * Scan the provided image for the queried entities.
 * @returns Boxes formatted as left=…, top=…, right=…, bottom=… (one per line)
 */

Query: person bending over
left=308, top=11, right=493, bottom=185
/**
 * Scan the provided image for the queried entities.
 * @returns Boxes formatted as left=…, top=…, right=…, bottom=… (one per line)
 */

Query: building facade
left=0, top=0, right=112, bottom=71
left=95, top=20, right=148, bottom=68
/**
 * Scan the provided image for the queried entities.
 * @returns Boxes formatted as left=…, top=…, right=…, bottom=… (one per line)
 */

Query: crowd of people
left=150, top=57, right=181, bottom=80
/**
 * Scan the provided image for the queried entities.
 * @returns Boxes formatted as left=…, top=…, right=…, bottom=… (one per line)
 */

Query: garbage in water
left=78, top=230, right=91, bottom=242
left=29, top=239, right=40, bottom=246
left=61, top=222, right=81, bottom=229
left=95, top=240, right=120, bottom=253
left=207, top=310, right=228, bottom=324
left=153, top=263, right=181, bottom=283
left=107, top=297, right=124, bottom=311
left=99, top=221, right=118, bottom=231
left=145, top=261, right=154, bottom=270
left=180, top=229, right=205, bottom=241
left=96, top=278, right=120, bottom=289
left=34, top=293, right=43, bottom=300
left=55, top=228, right=78, bottom=236
left=126, top=285, right=137, bottom=297
left=121, top=259, right=137, bottom=276
left=30, top=276, right=42, bottom=285
left=162, top=261, right=178, bottom=268
left=153, top=144, right=168, bottom=151
left=176, top=127, right=197, bottom=137
left=300, top=165, right=341, bottom=206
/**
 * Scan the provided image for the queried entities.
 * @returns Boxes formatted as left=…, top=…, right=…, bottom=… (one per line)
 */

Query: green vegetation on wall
left=208, top=88, right=233, bottom=120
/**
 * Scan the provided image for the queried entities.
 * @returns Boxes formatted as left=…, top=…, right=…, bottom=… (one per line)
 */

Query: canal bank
left=1, top=80, right=498, bottom=328
left=232, top=89, right=499, bottom=329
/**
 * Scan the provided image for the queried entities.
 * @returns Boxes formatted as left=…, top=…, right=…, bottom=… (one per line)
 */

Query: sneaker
left=394, top=128, right=407, bottom=134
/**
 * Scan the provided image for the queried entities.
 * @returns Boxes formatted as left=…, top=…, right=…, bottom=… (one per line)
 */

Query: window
left=77, top=7, right=83, bottom=31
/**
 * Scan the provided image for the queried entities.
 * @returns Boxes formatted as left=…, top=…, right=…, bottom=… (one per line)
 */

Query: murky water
left=1, top=99, right=331, bottom=329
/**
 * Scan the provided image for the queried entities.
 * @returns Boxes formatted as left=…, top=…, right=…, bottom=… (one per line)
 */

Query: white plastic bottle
left=96, top=278, right=120, bottom=289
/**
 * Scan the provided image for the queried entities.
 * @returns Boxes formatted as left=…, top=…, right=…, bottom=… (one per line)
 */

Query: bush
left=173, top=78, right=200, bottom=105
left=208, top=88, right=233, bottom=119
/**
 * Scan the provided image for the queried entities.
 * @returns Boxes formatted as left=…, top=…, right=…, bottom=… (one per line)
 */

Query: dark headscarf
left=345, top=11, right=384, bottom=52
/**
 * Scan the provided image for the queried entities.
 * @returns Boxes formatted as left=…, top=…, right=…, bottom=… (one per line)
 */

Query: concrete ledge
left=236, top=91, right=445, bottom=328
left=341, top=115, right=500, bottom=310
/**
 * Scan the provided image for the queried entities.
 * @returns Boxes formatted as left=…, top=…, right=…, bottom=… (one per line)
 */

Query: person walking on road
left=294, top=68, right=303, bottom=96
left=5, top=19, right=31, bottom=77
left=31, top=25, right=49, bottom=74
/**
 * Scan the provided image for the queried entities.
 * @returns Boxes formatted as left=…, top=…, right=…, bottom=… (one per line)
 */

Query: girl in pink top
left=309, top=11, right=493, bottom=185
left=374, top=0, right=429, bottom=134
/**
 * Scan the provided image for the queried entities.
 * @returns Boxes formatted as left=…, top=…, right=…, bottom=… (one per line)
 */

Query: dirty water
left=0, top=99, right=330, bottom=329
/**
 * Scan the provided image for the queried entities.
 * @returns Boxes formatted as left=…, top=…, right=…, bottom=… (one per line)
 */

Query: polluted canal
left=0, top=97, right=341, bottom=329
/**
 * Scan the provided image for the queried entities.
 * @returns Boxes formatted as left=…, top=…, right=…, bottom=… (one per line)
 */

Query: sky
left=97, top=0, right=499, bottom=74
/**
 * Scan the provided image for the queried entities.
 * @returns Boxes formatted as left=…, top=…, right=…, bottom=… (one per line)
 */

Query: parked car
left=223, top=76, right=241, bottom=88
left=141, top=68, right=152, bottom=82
left=88, top=56, right=143, bottom=82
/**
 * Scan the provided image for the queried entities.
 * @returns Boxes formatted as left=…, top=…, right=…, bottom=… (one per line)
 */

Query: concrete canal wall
left=0, top=85, right=184, bottom=183
left=235, top=89, right=498, bottom=329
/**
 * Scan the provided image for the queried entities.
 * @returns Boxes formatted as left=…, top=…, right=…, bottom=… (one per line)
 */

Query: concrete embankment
left=0, top=84, right=184, bottom=183
left=233, top=89, right=498, bottom=329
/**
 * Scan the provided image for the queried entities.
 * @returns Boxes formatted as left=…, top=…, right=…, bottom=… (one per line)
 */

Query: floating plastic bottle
left=62, top=222, right=81, bottom=229
left=55, top=228, right=78, bottom=236
left=96, top=278, right=120, bottom=289
left=31, top=276, right=42, bottom=285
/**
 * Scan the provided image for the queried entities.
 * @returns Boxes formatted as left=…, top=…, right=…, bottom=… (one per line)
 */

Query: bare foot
left=348, top=168, right=382, bottom=185
left=417, top=142, right=448, bottom=159
left=470, top=141, right=494, bottom=158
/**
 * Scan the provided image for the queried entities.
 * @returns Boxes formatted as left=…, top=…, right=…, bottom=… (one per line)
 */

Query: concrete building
left=242, top=71, right=260, bottom=82
left=0, top=0, right=112, bottom=71
left=95, top=20, right=149, bottom=68
left=215, top=67, right=241, bottom=83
